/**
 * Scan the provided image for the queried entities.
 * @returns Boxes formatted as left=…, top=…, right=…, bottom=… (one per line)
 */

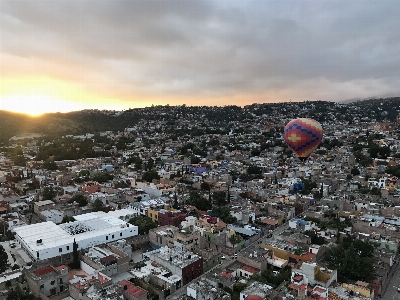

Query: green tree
left=213, top=191, right=227, bottom=206
left=229, top=234, right=243, bottom=248
left=92, top=171, right=113, bottom=183
left=142, top=170, right=160, bottom=182
left=61, top=216, right=76, bottom=223
left=42, top=159, right=58, bottom=170
left=92, top=199, right=106, bottom=212
left=69, top=194, right=88, bottom=207
left=128, top=216, right=157, bottom=235
left=323, top=239, right=374, bottom=282
left=304, top=230, right=325, bottom=245
left=72, top=239, right=79, bottom=269
left=11, top=264, right=20, bottom=270
left=188, top=191, right=212, bottom=211
left=190, top=155, right=201, bottom=164
left=42, top=186, right=57, bottom=200
left=0, top=245, right=8, bottom=273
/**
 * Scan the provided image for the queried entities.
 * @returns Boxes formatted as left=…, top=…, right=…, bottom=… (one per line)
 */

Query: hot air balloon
left=284, top=118, right=323, bottom=161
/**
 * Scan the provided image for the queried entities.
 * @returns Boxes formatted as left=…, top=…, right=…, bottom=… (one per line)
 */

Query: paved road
left=381, top=258, right=400, bottom=300
left=0, top=241, right=29, bottom=273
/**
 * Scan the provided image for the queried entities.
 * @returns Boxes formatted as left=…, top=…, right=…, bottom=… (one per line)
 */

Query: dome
left=245, top=295, right=263, bottom=300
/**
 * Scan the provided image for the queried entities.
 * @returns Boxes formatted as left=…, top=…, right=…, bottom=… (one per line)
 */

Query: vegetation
left=128, top=216, right=158, bottom=235
left=212, top=206, right=237, bottom=224
left=68, top=194, right=88, bottom=207
left=212, top=191, right=227, bottom=206
left=252, top=265, right=292, bottom=288
left=303, top=230, right=325, bottom=245
left=142, top=170, right=160, bottom=182
left=322, top=238, right=374, bottom=282
left=91, top=199, right=107, bottom=212
left=41, top=186, right=57, bottom=200
left=229, top=234, right=243, bottom=247
left=61, top=216, right=76, bottom=223
left=6, top=286, right=42, bottom=300
left=187, top=191, right=212, bottom=211
left=0, top=245, right=8, bottom=273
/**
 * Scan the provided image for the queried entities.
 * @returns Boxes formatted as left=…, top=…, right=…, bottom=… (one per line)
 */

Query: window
left=106, top=236, right=109, bottom=240
left=40, top=284, right=44, bottom=289
left=59, top=248, right=62, bottom=253
left=66, top=246, right=70, bottom=251
left=112, top=234, right=114, bottom=239
left=120, top=233, right=122, bottom=237
left=51, top=280, right=55, bottom=285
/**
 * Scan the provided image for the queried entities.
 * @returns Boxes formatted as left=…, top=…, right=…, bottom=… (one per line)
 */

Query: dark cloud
left=1, top=0, right=400, bottom=104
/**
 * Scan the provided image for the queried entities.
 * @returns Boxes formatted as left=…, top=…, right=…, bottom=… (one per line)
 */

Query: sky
left=1, top=0, right=400, bottom=115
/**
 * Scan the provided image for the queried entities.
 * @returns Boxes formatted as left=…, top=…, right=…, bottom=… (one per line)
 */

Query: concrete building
left=33, top=200, right=55, bottom=214
left=26, top=265, right=69, bottom=300
left=69, top=271, right=113, bottom=300
left=239, top=281, right=275, bottom=300
left=14, top=211, right=138, bottom=261
left=80, top=244, right=130, bottom=277
left=118, top=280, right=148, bottom=300
left=158, top=210, right=188, bottom=227
left=150, top=246, right=203, bottom=286
left=39, top=209, right=64, bottom=224
left=186, top=279, right=231, bottom=300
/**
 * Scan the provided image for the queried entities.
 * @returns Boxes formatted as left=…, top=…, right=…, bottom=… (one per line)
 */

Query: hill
left=0, top=97, right=399, bottom=143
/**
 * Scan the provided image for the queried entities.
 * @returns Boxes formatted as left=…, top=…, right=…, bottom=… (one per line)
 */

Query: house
left=118, top=280, right=147, bottom=300
left=26, top=265, right=69, bottom=299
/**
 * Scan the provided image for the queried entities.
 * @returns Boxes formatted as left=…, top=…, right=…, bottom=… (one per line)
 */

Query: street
left=381, top=259, right=400, bottom=300
left=0, top=241, right=30, bottom=273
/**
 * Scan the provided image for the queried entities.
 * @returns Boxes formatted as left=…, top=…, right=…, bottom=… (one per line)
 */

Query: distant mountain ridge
left=0, top=97, right=399, bottom=143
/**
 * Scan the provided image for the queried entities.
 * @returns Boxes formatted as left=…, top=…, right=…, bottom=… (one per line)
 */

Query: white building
left=40, top=209, right=64, bottom=224
left=14, top=211, right=138, bottom=261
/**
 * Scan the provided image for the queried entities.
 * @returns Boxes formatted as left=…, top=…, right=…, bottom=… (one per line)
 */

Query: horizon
left=1, top=1, right=400, bottom=115
left=0, top=96, right=381, bottom=117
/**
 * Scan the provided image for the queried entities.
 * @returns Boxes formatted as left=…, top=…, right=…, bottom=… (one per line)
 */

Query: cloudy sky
left=1, top=0, right=400, bottom=114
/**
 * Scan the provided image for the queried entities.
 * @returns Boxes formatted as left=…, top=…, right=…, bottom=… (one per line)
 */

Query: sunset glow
left=1, top=1, right=399, bottom=114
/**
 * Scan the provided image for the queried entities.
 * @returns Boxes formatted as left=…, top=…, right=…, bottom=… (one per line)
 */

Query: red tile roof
left=119, top=280, right=147, bottom=298
left=34, top=266, right=54, bottom=276
left=314, top=286, right=327, bottom=294
left=100, top=255, right=116, bottom=263
left=240, top=265, right=258, bottom=274
left=221, top=271, right=232, bottom=278
left=55, top=265, right=68, bottom=271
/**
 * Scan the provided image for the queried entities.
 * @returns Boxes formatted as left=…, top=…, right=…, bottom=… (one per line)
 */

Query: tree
left=11, top=264, right=20, bottom=270
left=190, top=155, right=201, bottom=164
left=0, top=245, right=8, bottom=273
left=173, top=192, right=179, bottom=209
left=72, top=239, right=79, bottom=269
left=92, top=171, right=114, bottom=183
left=92, top=199, right=106, bottom=212
left=128, top=216, right=157, bottom=235
left=351, top=167, right=360, bottom=176
left=61, top=216, right=76, bottom=223
left=229, top=234, right=243, bottom=248
left=188, top=191, right=212, bottom=211
left=322, top=239, right=374, bottom=282
left=68, top=194, right=88, bottom=207
left=42, top=159, right=58, bottom=170
left=213, top=191, right=227, bottom=206
left=42, top=186, right=57, bottom=200
left=142, top=170, right=160, bottom=182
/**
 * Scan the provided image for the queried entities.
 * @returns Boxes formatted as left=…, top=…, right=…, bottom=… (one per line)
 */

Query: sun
left=0, top=94, right=81, bottom=116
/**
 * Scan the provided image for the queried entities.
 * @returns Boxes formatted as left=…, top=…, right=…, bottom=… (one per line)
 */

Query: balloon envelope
left=284, top=118, right=323, bottom=160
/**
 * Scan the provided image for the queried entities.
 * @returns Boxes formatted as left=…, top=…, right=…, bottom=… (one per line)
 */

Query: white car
left=221, top=255, right=226, bottom=260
